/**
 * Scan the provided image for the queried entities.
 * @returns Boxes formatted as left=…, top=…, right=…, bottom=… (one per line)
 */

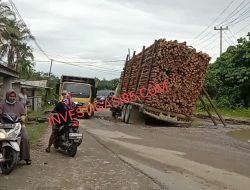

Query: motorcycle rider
left=45, top=92, right=76, bottom=153
left=0, top=90, right=31, bottom=165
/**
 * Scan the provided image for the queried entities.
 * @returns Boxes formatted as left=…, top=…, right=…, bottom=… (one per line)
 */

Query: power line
left=34, top=59, right=122, bottom=73
left=227, top=14, right=250, bottom=27
left=197, top=35, right=218, bottom=50
left=223, top=31, right=235, bottom=45
left=32, top=48, right=125, bottom=68
left=193, top=34, right=217, bottom=46
left=223, top=33, right=233, bottom=46
left=40, top=60, right=121, bottom=75
left=216, top=0, right=248, bottom=26
left=54, top=59, right=122, bottom=72
left=8, top=0, right=51, bottom=60
left=190, top=0, right=250, bottom=48
left=189, top=0, right=236, bottom=44
left=33, top=57, right=123, bottom=72
left=205, top=43, right=219, bottom=53
left=222, top=7, right=250, bottom=27
left=235, top=22, right=250, bottom=34
left=55, top=61, right=121, bottom=75
left=7, top=0, right=124, bottom=77
left=228, top=28, right=238, bottom=41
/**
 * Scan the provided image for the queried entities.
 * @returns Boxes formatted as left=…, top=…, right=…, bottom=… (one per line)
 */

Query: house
left=0, top=62, right=20, bottom=97
left=0, top=80, right=50, bottom=112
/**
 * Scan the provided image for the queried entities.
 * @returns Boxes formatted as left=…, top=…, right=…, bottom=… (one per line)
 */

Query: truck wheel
left=84, top=105, right=93, bottom=119
left=112, top=110, right=116, bottom=117
left=121, top=105, right=127, bottom=122
left=125, top=104, right=132, bottom=124
left=144, top=115, right=152, bottom=125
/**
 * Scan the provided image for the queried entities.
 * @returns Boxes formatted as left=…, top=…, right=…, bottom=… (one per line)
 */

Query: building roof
left=0, top=80, right=51, bottom=89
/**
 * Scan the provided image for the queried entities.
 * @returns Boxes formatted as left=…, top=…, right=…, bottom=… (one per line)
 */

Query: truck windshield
left=63, top=83, right=90, bottom=98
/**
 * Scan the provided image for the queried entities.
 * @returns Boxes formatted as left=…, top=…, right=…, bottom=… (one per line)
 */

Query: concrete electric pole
left=214, top=26, right=228, bottom=56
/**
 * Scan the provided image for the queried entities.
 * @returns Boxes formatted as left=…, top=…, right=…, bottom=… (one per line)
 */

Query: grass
left=227, top=129, right=250, bottom=141
left=26, top=123, right=49, bottom=148
left=28, top=110, right=44, bottom=118
left=196, top=108, right=250, bottom=120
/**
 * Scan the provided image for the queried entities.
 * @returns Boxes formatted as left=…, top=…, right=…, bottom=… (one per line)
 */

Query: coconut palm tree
left=0, top=2, right=34, bottom=72
left=0, top=1, right=15, bottom=44
left=0, top=20, right=33, bottom=66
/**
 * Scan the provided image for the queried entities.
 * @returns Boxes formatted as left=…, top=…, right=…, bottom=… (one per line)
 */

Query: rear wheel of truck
left=125, top=104, right=132, bottom=124
left=112, top=109, right=116, bottom=117
left=121, top=105, right=127, bottom=122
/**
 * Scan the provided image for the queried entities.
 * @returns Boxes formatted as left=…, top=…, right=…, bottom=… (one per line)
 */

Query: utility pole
left=48, top=59, right=53, bottom=79
left=45, top=59, right=53, bottom=106
left=214, top=26, right=228, bottom=56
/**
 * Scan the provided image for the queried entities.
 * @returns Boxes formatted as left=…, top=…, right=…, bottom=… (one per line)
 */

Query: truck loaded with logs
left=110, top=38, right=211, bottom=124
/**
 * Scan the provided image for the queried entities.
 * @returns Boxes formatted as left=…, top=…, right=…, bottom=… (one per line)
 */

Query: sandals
left=45, top=147, right=50, bottom=153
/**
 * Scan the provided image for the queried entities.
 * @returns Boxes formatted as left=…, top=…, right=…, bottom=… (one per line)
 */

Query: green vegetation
left=196, top=107, right=250, bottom=120
left=0, top=2, right=59, bottom=102
left=26, top=123, right=48, bottom=148
left=28, top=110, right=44, bottom=118
left=0, top=2, right=33, bottom=71
left=196, top=97, right=250, bottom=119
left=96, top=78, right=119, bottom=90
left=205, top=33, right=250, bottom=109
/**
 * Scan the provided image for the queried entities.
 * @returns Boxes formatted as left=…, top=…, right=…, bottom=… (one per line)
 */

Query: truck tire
left=144, top=115, right=151, bottom=125
left=112, top=110, right=116, bottom=117
left=121, top=105, right=127, bottom=122
left=125, top=104, right=132, bottom=124
left=84, top=104, right=93, bottom=119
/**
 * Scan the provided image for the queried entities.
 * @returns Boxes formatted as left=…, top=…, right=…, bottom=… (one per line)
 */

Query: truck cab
left=57, top=75, right=97, bottom=118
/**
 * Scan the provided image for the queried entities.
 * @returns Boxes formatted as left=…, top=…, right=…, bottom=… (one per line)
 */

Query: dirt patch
left=227, top=129, right=250, bottom=141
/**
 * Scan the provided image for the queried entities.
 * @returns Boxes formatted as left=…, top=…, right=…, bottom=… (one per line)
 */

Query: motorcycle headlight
left=0, top=132, right=7, bottom=140
left=8, top=124, right=21, bottom=139
left=8, top=131, right=18, bottom=139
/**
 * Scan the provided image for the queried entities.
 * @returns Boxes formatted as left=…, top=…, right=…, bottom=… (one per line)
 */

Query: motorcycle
left=53, top=119, right=83, bottom=157
left=0, top=113, right=22, bottom=174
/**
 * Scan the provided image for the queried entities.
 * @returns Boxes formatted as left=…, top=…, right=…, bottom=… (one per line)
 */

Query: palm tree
left=0, top=2, right=34, bottom=72
left=0, top=1, right=15, bottom=45
left=0, top=20, right=33, bottom=66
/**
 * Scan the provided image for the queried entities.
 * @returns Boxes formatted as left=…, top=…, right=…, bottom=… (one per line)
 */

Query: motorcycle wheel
left=0, top=147, right=19, bottom=175
left=67, top=143, right=77, bottom=157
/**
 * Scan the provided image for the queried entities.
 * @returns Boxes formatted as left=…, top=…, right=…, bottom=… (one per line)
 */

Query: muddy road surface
left=1, top=111, right=250, bottom=190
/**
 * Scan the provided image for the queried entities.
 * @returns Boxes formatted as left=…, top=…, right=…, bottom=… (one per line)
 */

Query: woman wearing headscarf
left=45, top=93, right=76, bottom=153
left=0, top=90, right=31, bottom=165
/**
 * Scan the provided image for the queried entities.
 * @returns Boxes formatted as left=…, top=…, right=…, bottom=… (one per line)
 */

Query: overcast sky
left=5, top=0, right=250, bottom=79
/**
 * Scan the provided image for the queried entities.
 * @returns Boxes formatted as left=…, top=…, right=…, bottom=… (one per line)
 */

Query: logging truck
left=111, top=39, right=210, bottom=124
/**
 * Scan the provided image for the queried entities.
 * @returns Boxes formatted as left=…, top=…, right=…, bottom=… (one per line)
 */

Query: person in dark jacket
left=45, top=93, right=76, bottom=153
left=0, top=90, right=31, bottom=165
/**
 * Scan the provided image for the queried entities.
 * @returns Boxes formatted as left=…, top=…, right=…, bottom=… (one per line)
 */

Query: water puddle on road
left=227, top=129, right=250, bottom=141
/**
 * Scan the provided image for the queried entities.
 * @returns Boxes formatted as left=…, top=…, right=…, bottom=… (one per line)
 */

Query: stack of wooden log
left=120, top=39, right=210, bottom=118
